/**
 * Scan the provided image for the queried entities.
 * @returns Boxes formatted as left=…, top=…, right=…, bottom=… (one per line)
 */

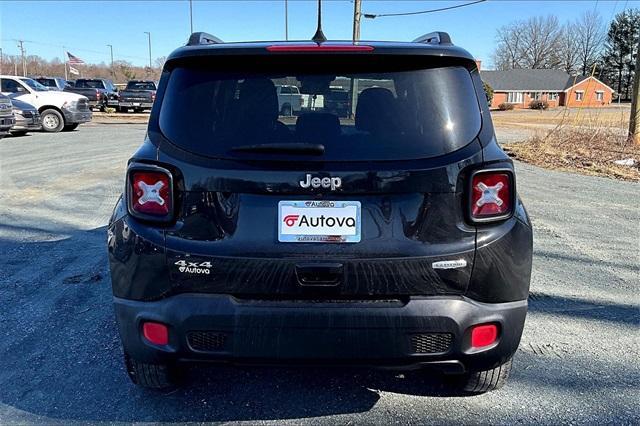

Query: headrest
left=355, top=87, right=398, bottom=133
left=295, top=112, right=341, bottom=142
left=237, top=78, right=278, bottom=124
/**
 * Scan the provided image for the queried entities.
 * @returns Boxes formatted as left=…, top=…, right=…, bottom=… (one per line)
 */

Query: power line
left=363, top=0, right=487, bottom=19
left=1, top=37, right=149, bottom=62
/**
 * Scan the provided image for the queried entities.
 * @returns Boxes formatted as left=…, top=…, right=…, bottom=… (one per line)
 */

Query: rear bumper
left=119, top=101, right=153, bottom=108
left=114, top=294, right=527, bottom=373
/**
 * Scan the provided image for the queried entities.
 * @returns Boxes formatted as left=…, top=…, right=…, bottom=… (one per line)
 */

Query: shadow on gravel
left=534, top=249, right=640, bottom=273
left=528, top=292, right=640, bottom=326
left=0, top=226, right=636, bottom=423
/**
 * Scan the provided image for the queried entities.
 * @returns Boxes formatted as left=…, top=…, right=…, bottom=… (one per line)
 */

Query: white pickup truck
left=0, top=75, right=92, bottom=132
left=276, top=85, right=303, bottom=116
left=276, top=85, right=324, bottom=115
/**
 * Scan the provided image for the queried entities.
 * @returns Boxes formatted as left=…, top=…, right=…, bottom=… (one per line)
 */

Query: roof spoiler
left=187, top=32, right=224, bottom=46
left=412, top=31, right=452, bottom=45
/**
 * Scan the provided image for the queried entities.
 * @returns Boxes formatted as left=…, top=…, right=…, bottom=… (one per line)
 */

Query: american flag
left=66, top=52, right=85, bottom=65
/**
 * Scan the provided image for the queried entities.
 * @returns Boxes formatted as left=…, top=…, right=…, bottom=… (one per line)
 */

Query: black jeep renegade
left=107, top=31, right=533, bottom=393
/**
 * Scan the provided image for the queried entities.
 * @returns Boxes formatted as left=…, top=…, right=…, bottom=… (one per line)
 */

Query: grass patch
left=503, top=125, right=639, bottom=182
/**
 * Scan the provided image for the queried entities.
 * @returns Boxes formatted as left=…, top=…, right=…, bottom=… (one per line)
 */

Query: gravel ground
left=0, top=124, right=638, bottom=425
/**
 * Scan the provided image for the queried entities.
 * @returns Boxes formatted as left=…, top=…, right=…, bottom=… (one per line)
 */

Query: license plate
left=132, top=102, right=141, bottom=106
left=278, top=200, right=361, bottom=243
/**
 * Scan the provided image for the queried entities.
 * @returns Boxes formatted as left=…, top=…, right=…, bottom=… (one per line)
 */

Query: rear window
left=126, top=81, right=156, bottom=90
left=158, top=59, right=481, bottom=161
left=75, top=80, right=104, bottom=89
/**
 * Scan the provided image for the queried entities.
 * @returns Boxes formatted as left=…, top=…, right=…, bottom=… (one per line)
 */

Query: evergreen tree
left=601, top=9, right=640, bottom=100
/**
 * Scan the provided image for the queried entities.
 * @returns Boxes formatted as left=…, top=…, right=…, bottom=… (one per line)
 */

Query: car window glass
left=159, top=65, right=481, bottom=162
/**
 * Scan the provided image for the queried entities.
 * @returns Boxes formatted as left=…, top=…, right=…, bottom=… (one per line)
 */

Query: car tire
left=119, top=107, right=128, bottom=113
left=10, top=131, right=28, bottom=137
left=124, top=353, right=181, bottom=390
left=455, top=358, right=513, bottom=394
left=280, top=104, right=292, bottom=116
left=40, top=109, right=65, bottom=133
left=63, top=123, right=80, bottom=132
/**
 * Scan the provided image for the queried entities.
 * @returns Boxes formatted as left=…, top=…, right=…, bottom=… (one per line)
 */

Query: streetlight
left=189, top=0, right=193, bottom=34
left=144, top=32, right=152, bottom=69
left=106, top=44, right=114, bottom=79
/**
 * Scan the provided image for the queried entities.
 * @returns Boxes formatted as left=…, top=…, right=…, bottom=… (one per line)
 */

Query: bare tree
left=493, top=22, right=524, bottom=70
left=560, top=22, right=580, bottom=73
left=154, top=56, right=167, bottom=70
left=491, top=15, right=562, bottom=69
left=575, top=10, right=605, bottom=75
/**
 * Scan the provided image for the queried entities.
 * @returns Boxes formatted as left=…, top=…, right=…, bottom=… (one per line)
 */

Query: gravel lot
left=0, top=124, right=638, bottom=425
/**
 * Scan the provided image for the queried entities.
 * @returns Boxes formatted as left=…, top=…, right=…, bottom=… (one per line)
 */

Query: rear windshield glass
left=159, top=61, right=481, bottom=161
left=75, top=80, right=104, bottom=88
left=126, top=81, right=156, bottom=90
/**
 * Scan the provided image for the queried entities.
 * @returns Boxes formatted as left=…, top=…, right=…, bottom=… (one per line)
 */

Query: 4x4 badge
left=174, top=260, right=212, bottom=275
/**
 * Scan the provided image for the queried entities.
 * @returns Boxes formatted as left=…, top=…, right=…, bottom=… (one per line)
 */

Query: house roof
left=481, top=69, right=604, bottom=92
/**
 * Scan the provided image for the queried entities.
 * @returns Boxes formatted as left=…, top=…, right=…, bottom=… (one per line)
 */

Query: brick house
left=481, top=69, right=614, bottom=109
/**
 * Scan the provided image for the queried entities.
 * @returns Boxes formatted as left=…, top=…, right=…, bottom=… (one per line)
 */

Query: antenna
left=311, top=0, right=327, bottom=43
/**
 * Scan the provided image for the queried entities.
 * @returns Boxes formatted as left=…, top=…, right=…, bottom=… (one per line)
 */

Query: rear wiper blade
left=230, top=143, right=325, bottom=156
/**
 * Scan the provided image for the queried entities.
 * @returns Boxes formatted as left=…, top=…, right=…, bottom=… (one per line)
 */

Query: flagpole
left=62, top=46, right=68, bottom=80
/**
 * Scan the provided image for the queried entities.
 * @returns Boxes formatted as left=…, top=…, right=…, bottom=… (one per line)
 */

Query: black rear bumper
left=114, top=294, right=527, bottom=373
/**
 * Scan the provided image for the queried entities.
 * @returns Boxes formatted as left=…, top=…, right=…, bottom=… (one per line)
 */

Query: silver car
left=10, top=98, right=41, bottom=136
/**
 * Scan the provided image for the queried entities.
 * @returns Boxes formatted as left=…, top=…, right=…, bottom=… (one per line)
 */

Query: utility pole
left=189, top=0, right=193, bottom=34
left=17, top=40, right=26, bottom=77
left=352, top=0, right=362, bottom=42
left=630, top=36, right=640, bottom=145
left=349, top=0, right=362, bottom=119
left=144, top=32, right=152, bottom=70
left=62, top=46, right=68, bottom=80
left=107, top=44, right=114, bottom=80
left=0, top=48, right=3, bottom=75
left=284, top=0, right=289, bottom=41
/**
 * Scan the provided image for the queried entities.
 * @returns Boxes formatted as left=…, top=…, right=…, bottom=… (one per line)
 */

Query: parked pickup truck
left=118, top=80, right=157, bottom=112
left=276, top=85, right=304, bottom=116
left=65, top=78, right=119, bottom=111
left=1, top=75, right=92, bottom=132
left=33, top=76, right=71, bottom=91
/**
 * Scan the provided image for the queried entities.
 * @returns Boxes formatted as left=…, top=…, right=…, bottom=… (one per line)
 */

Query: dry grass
left=492, top=105, right=631, bottom=128
left=503, top=122, right=640, bottom=181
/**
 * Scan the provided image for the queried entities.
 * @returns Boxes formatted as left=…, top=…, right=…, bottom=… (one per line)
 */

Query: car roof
left=167, top=39, right=475, bottom=63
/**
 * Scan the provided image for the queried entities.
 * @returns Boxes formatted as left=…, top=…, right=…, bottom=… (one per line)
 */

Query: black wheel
left=10, top=131, right=28, bottom=137
left=456, top=358, right=513, bottom=394
left=118, top=106, right=129, bottom=113
left=40, top=109, right=65, bottom=133
left=280, top=104, right=292, bottom=116
left=63, top=123, right=79, bottom=132
left=124, top=353, right=181, bottom=390
left=100, top=105, right=107, bottom=112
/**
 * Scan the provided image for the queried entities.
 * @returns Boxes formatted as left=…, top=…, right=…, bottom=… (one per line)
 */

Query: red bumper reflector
left=471, top=324, right=498, bottom=348
left=142, top=322, right=169, bottom=345
left=266, top=44, right=374, bottom=52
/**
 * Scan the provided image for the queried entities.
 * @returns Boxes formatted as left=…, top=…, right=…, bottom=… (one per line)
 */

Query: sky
left=0, top=0, right=638, bottom=70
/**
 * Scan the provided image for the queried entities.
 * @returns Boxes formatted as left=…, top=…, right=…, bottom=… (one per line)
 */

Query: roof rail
left=412, top=31, right=452, bottom=45
left=187, top=32, right=224, bottom=46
